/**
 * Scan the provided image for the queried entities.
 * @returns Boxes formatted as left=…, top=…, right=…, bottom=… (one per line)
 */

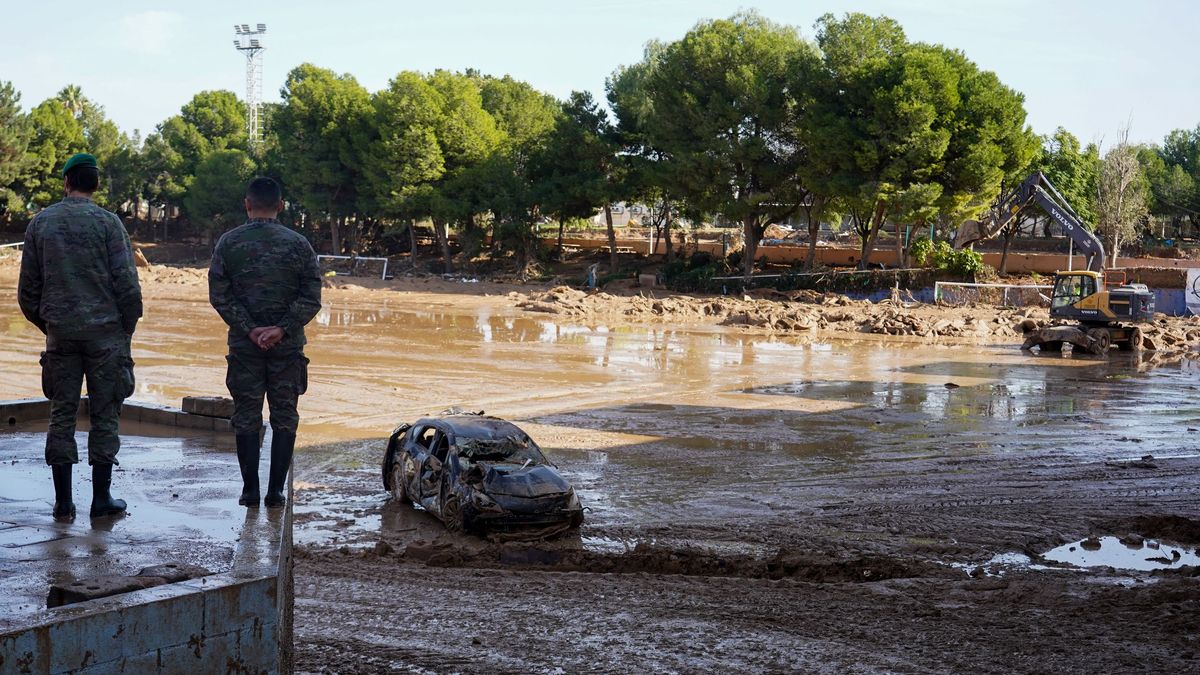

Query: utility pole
left=232, top=23, right=267, bottom=144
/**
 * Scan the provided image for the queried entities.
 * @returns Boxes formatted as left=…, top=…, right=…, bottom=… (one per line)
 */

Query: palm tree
left=56, top=85, right=87, bottom=119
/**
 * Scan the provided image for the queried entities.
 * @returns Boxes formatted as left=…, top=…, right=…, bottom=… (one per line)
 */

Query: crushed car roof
left=418, top=415, right=529, bottom=441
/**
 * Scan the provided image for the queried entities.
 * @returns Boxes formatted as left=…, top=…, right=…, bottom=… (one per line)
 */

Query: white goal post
left=317, top=254, right=390, bottom=280
left=934, top=281, right=1052, bottom=308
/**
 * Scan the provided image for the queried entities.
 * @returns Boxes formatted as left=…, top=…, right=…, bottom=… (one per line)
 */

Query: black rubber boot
left=264, top=431, right=295, bottom=508
left=89, top=463, right=127, bottom=518
left=236, top=433, right=261, bottom=507
left=51, top=464, right=75, bottom=520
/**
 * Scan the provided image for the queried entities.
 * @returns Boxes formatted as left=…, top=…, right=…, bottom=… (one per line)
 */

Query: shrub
left=909, top=236, right=985, bottom=278
left=660, top=254, right=731, bottom=292
left=910, top=236, right=935, bottom=267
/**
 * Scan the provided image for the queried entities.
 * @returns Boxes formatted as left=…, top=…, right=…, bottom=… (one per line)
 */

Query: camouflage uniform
left=208, top=219, right=322, bottom=435
left=17, top=196, right=142, bottom=466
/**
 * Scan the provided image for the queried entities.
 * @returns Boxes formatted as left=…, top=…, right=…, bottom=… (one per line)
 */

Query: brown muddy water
left=3, top=284, right=1199, bottom=672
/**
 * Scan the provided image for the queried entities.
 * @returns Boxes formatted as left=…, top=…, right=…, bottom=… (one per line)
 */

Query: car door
left=383, top=423, right=411, bottom=493
left=403, top=425, right=434, bottom=504
left=416, top=427, right=448, bottom=512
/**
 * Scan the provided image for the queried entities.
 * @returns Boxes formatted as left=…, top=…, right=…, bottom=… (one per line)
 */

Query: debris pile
left=512, top=286, right=1200, bottom=354
left=139, top=264, right=208, bottom=285
left=1139, top=316, right=1200, bottom=352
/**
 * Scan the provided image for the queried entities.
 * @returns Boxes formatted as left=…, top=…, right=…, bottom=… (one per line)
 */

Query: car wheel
left=442, top=495, right=465, bottom=533
left=390, top=461, right=410, bottom=504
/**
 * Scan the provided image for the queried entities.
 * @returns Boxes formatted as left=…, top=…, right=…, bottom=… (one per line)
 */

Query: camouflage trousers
left=225, top=345, right=309, bottom=435
left=42, top=333, right=135, bottom=465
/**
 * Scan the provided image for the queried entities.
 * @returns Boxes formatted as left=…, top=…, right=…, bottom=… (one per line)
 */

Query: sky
left=1, top=0, right=1195, bottom=148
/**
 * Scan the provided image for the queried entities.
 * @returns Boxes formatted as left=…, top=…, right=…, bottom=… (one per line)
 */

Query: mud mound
left=311, top=537, right=927, bottom=583
left=137, top=264, right=208, bottom=286
left=512, top=285, right=1200, bottom=354
left=1103, top=515, right=1200, bottom=545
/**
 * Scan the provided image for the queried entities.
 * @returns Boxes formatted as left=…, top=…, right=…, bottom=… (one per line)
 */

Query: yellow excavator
left=954, top=172, right=1155, bottom=354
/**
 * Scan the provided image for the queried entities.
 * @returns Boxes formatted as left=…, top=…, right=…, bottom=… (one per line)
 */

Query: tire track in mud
left=295, top=555, right=1200, bottom=674
left=295, top=557, right=920, bottom=674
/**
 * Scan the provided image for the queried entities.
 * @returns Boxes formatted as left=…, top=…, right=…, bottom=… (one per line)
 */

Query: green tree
left=365, top=71, right=445, bottom=263
left=366, top=69, right=505, bottom=272
left=806, top=13, right=930, bottom=269
left=1039, top=128, right=1100, bottom=229
left=1142, top=127, right=1200, bottom=238
left=924, top=46, right=1038, bottom=226
left=808, top=14, right=1036, bottom=269
left=105, top=133, right=148, bottom=218
left=608, top=41, right=690, bottom=263
left=21, top=99, right=86, bottom=207
left=140, top=90, right=249, bottom=227
left=1161, top=125, right=1199, bottom=177
left=472, top=74, right=560, bottom=267
left=1138, top=146, right=1196, bottom=237
left=423, top=70, right=503, bottom=272
left=531, top=92, right=613, bottom=261
left=183, top=149, right=257, bottom=241
left=180, top=90, right=247, bottom=148
left=274, top=64, right=374, bottom=254
left=0, top=81, right=31, bottom=217
left=142, top=119, right=195, bottom=220
left=55, top=85, right=87, bottom=118
left=54, top=85, right=137, bottom=207
left=641, top=12, right=811, bottom=279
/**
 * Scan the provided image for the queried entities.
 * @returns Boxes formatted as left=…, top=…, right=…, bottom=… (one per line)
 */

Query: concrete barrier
left=0, top=399, right=292, bottom=674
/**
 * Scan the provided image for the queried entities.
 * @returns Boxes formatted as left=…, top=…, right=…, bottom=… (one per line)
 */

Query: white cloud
left=116, top=10, right=184, bottom=56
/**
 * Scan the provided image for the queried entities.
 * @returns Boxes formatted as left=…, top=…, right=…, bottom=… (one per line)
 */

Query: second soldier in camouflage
left=209, top=177, right=322, bottom=508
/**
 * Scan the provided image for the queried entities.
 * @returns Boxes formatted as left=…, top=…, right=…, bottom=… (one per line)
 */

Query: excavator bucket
left=952, top=219, right=985, bottom=249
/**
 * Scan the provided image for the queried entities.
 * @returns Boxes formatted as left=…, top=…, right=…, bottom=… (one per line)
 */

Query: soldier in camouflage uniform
left=209, top=177, right=322, bottom=508
left=18, top=153, right=142, bottom=520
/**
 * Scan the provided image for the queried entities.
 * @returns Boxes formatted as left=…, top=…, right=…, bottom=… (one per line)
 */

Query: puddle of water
left=954, top=537, right=1200, bottom=577
left=951, top=552, right=1055, bottom=577
left=1043, top=536, right=1200, bottom=571
left=581, top=536, right=634, bottom=554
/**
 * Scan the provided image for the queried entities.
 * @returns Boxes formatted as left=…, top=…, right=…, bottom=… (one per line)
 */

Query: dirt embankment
left=514, top=285, right=1200, bottom=355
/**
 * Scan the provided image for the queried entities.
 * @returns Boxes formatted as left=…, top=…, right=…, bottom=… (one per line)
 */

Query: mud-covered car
left=381, top=413, right=583, bottom=535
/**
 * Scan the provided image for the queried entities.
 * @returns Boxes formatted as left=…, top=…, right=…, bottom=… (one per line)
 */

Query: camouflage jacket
left=208, top=218, right=322, bottom=349
left=17, top=196, right=143, bottom=339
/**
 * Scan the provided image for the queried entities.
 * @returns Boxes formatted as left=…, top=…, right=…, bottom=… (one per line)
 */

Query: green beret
left=62, top=153, right=97, bottom=177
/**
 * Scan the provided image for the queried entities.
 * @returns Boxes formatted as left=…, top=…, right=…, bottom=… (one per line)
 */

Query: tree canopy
left=4, top=9, right=1178, bottom=278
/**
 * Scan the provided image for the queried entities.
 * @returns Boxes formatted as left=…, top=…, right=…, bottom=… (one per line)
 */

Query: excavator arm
left=953, top=172, right=1106, bottom=272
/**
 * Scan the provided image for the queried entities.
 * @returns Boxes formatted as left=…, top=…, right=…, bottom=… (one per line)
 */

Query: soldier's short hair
left=246, top=177, right=282, bottom=210
left=65, top=166, right=100, bottom=194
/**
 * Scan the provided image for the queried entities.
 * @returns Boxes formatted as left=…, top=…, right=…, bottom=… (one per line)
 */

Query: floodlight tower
left=232, top=23, right=267, bottom=144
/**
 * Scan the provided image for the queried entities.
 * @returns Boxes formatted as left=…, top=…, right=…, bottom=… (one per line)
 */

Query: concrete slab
left=0, top=398, right=292, bottom=673
left=181, top=396, right=234, bottom=419
left=0, top=422, right=243, bottom=623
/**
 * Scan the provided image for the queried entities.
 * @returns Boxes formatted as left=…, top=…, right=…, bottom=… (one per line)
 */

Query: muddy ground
left=1, top=258, right=1199, bottom=673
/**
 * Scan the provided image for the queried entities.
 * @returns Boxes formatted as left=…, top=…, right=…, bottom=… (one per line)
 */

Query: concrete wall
left=548, top=237, right=1200, bottom=278
left=2, top=573, right=283, bottom=673
left=1, top=399, right=232, bottom=432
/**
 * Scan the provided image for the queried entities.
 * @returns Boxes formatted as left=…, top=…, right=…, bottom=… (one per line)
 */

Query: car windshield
left=456, top=434, right=546, bottom=464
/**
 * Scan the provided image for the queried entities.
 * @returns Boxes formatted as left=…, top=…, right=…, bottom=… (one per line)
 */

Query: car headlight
left=567, top=489, right=581, bottom=510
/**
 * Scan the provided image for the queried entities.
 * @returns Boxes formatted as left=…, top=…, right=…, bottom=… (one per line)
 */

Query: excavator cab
left=1050, top=272, right=1098, bottom=311
left=1050, top=270, right=1155, bottom=324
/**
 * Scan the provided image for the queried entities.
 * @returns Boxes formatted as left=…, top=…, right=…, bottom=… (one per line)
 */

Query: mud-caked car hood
left=475, top=463, right=571, bottom=498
